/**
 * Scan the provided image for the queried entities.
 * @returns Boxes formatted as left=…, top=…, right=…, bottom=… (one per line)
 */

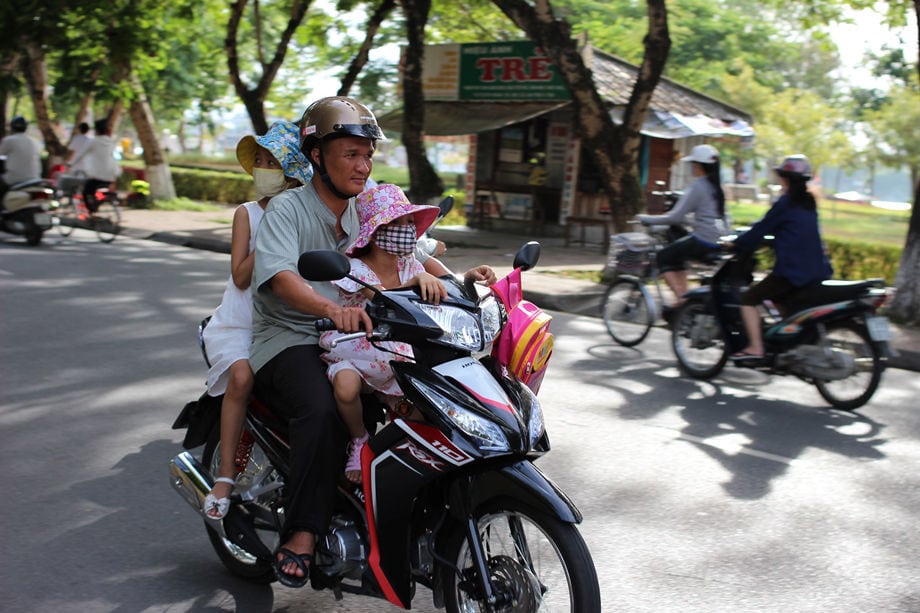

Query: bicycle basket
left=607, top=232, right=651, bottom=275
left=56, top=173, right=86, bottom=195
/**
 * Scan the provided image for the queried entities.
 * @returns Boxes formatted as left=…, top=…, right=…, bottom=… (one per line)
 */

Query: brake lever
left=328, top=324, right=391, bottom=348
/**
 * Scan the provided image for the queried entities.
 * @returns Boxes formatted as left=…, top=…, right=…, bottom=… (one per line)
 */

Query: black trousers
left=255, top=344, right=347, bottom=537
left=82, top=179, right=110, bottom=212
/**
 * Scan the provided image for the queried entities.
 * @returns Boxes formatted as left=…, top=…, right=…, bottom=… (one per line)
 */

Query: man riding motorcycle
left=249, top=96, right=384, bottom=586
left=250, top=97, right=490, bottom=586
left=0, top=116, right=42, bottom=203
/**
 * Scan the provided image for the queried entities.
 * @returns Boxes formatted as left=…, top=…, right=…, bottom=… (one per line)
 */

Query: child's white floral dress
left=319, top=255, right=423, bottom=396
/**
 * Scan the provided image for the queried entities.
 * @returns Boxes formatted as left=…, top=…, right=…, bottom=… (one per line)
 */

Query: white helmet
left=682, top=144, right=719, bottom=165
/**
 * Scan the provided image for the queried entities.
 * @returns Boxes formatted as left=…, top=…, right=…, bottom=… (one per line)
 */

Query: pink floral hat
left=348, top=184, right=439, bottom=255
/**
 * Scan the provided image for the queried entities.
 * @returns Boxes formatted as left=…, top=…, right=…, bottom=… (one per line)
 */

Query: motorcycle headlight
left=417, top=303, right=483, bottom=351
left=519, top=382, right=545, bottom=448
left=410, top=378, right=511, bottom=452
left=479, top=295, right=505, bottom=347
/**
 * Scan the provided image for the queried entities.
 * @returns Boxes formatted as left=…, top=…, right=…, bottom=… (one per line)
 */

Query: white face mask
left=252, top=168, right=288, bottom=199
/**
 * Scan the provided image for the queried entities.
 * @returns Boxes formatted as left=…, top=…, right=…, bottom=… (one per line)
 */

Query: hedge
left=121, top=164, right=254, bottom=204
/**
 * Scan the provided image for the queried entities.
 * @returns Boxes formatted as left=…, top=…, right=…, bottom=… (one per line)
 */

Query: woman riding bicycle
left=637, top=144, right=728, bottom=316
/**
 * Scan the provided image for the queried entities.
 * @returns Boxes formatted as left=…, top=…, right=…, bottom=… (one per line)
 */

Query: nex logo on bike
left=395, top=441, right=444, bottom=471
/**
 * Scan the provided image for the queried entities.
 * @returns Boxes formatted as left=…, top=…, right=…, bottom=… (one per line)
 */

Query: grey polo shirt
left=250, top=183, right=358, bottom=373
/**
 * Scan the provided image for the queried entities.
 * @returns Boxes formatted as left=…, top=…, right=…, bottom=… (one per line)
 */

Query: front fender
left=450, top=460, right=582, bottom=524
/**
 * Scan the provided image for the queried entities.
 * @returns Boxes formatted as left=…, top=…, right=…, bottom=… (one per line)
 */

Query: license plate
left=34, top=213, right=53, bottom=228
left=866, top=316, right=891, bottom=342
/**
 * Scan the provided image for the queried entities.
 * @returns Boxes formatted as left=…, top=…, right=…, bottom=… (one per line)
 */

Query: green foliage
left=863, top=85, right=920, bottom=183
left=825, top=237, right=901, bottom=284
left=147, top=197, right=227, bottom=213
left=728, top=200, right=909, bottom=248
left=170, top=166, right=255, bottom=204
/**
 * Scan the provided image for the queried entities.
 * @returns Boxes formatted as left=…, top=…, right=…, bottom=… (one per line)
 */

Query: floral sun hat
left=348, top=184, right=439, bottom=255
left=236, top=120, right=312, bottom=185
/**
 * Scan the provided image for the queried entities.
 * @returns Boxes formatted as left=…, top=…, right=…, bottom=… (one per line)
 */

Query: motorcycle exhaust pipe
left=169, top=451, right=212, bottom=515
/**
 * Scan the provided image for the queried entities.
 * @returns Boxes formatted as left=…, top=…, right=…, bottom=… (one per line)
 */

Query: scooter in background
left=0, top=157, right=57, bottom=246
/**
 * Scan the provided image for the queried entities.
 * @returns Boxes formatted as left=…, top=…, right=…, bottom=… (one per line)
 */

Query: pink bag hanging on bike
left=490, top=268, right=554, bottom=394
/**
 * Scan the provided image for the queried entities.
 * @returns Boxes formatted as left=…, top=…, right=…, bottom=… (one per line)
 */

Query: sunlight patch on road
left=677, top=431, right=797, bottom=465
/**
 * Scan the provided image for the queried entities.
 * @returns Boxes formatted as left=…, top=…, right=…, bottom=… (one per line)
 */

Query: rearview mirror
left=297, top=250, right=351, bottom=282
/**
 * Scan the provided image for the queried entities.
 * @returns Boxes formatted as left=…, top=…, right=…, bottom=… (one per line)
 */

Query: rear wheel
left=672, top=299, right=728, bottom=379
left=601, top=278, right=653, bottom=347
left=25, top=229, right=43, bottom=246
left=442, top=502, right=601, bottom=612
left=92, top=200, right=121, bottom=243
left=202, top=429, right=280, bottom=583
left=814, top=322, right=883, bottom=410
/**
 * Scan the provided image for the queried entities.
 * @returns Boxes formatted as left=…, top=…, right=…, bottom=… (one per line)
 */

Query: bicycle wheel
left=601, top=277, right=654, bottom=346
left=92, top=199, right=122, bottom=243
left=54, top=194, right=79, bottom=237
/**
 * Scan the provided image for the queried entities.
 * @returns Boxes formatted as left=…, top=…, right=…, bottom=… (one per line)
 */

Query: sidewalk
left=118, top=206, right=919, bottom=372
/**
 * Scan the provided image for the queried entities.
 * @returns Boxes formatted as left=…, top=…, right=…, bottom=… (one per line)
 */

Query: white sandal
left=203, top=477, right=235, bottom=520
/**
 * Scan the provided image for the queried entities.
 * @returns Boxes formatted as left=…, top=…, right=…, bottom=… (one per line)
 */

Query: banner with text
left=421, top=41, right=571, bottom=101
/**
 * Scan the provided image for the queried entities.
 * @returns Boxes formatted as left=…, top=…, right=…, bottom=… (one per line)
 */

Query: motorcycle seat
left=785, top=278, right=885, bottom=311
left=8, top=178, right=44, bottom=190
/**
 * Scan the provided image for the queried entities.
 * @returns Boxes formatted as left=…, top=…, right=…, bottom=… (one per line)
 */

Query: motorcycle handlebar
left=314, top=318, right=336, bottom=331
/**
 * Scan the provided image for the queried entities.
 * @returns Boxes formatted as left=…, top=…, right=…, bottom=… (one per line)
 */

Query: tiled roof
left=588, top=46, right=753, bottom=124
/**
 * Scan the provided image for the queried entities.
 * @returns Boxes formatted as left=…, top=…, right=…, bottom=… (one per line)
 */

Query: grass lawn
left=729, top=200, right=909, bottom=248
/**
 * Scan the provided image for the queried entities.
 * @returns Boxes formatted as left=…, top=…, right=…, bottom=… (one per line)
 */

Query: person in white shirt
left=0, top=116, right=43, bottom=202
left=69, top=118, right=120, bottom=211
left=66, top=122, right=93, bottom=174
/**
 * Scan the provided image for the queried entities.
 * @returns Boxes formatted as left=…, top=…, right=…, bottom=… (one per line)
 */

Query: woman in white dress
left=202, top=121, right=312, bottom=520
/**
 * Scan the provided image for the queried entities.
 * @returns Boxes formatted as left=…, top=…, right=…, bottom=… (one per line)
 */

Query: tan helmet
left=298, top=96, right=386, bottom=155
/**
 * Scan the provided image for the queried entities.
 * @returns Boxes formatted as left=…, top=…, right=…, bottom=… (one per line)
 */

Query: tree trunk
left=21, top=42, right=67, bottom=160
left=887, top=177, right=920, bottom=326
left=401, top=0, right=443, bottom=202
left=127, top=72, right=176, bottom=200
left=338, top=0, right=397, bottom=96
left=226, top=0, right=310, bottom=134
left=887, top=0, right=920, bottom=325
left=491, top=0, right=669, bottom=232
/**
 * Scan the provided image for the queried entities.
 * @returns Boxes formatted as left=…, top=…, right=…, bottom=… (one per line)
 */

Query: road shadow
left=576, top=339, right=888, bottom=500
left=5, top=439, right=278, bottom=612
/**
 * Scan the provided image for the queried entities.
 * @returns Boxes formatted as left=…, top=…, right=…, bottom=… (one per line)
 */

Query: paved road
left=2, top=230, right=919, bottom=612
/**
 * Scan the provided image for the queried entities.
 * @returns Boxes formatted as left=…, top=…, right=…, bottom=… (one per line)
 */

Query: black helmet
left=10, top=116, right=27, bottom=132
left=298, top=96, right=385, bottom=156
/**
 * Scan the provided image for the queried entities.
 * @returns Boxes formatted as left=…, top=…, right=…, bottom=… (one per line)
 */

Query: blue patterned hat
left=236, top=120, right=312, bottom=185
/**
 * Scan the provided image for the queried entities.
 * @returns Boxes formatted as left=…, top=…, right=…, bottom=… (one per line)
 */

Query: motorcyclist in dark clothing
left=729, top=154, right=833, bottom=360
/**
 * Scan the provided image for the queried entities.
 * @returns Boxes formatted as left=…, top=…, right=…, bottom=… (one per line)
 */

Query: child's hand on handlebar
left=412, top=272, right=448, bottom=304
left=464, top=265, right=497, bottom=287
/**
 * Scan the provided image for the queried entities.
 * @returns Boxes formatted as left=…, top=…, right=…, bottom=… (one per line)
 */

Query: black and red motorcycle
left=169, top=242, right=601, bottom=611
left=670, top=239, right=892, bottom=410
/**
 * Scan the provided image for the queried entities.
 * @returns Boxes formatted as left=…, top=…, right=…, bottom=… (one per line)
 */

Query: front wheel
left=442, top=502, right=601, bottom=612
left=25, top=228, right=43, bottom=246
left=671, top=299, right=729, bottom=379
left=601, top=278, right=653, bottom=347
left=814, top=322, right=884, bottom=410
